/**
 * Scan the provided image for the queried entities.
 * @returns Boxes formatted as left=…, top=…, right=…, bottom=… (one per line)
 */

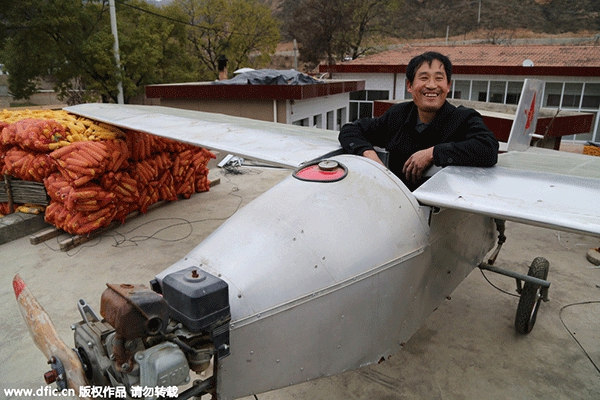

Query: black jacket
left=339, top=101, right=499, bottom=188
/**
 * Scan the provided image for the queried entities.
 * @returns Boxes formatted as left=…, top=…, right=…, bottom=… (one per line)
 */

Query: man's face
left=406, top=59, right=451, bottom=115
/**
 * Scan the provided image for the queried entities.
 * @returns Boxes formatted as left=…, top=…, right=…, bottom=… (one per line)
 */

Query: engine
left=72, top=267, right=230, bottom=399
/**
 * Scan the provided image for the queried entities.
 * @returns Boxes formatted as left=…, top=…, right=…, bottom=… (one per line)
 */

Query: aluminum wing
left=414, top=148, right=600, bottom=238
left=64, top=103, right=342, bottom=168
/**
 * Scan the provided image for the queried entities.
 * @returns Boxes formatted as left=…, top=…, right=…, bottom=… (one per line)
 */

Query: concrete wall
left=158, top=98, right=287, bottom=123
left=0, top=75, right=10, bottom=108
left=0, top=75, right=63, bottom=108
left=157, top=93, right=351, bottom=131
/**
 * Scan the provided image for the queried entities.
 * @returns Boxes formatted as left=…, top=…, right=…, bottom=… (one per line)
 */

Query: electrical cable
left=558, top=301, right=600, bottom=375
left=478, top=267, right=519, bottom=298
left=114, top=0, right=271, bottom=38
left=480, top=267, right=600, bottom=376
left=107, top=184, right=244, bottom=248
left=478, top=225, right=600, bottom=376
left=41, top=176, right=247, bottom=255
left=108, top=217, right=194, bottom=247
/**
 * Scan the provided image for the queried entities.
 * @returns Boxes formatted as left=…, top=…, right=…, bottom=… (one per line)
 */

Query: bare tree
left=286, top=0, right=403, bottom=70
left=175, top=0, right=280, bottom=79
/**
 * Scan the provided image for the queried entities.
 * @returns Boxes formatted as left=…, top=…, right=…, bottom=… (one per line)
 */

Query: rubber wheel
left=514, top=257, right=549, bottom=334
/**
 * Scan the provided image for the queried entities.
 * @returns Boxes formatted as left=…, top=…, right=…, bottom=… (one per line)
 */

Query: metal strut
left=487, top=219, right=506, bottom=266
left=480, top=219, right=551, bottom=297
left=176, top=376, right=215, bottom=400
left=479, top=262, right=551, bottom=289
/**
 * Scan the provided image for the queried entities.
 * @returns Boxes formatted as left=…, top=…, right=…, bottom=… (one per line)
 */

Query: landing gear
left=480, top=257, right=551, bottom=334
left=514, top=257, right=550, bottom=334
left=480, top=221, right=551, bottom=334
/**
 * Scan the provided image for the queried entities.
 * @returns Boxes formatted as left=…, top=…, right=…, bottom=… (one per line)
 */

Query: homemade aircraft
left=13, top=79, right=600, bottom=400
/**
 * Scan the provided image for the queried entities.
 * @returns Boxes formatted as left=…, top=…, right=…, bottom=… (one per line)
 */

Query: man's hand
left=362, top=149, right=386, bottom=166
left=402, top=147, right=434, bottom=183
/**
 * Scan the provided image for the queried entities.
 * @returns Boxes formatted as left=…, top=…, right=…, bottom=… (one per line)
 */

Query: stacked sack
left=583, top=145, right=600, bottom=157
left=0, top=111, right=71, bottom=217
left=124, top=130, right=215, bottom=214
left=0, top=109, right=215, bottom=235
left=1, top=117, right=64, bottom=181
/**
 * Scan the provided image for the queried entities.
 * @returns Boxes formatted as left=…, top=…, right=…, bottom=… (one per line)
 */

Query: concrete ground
left=1, top=163, right=599, bottom=400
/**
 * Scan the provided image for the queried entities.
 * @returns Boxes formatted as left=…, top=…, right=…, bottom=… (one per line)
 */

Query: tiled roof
left=349, top=45, right=600, bottom=67
left=320, top=44, right=600, bottom=76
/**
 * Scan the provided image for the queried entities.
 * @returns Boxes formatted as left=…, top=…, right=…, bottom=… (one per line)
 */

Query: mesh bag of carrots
left=43, top=131, right=215, bottom=235
left=583, top=145, right=600, bottom=157
left=1, top=108, right=216, bottom=235
left=1, top=118, right=67, bottom=152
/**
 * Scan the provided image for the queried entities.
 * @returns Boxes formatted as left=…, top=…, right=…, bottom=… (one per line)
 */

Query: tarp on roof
left=213, top=69, right=323, bottom=85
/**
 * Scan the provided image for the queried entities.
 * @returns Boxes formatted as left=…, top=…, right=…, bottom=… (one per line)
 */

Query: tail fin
left=506, top=79, right=544, bottom=152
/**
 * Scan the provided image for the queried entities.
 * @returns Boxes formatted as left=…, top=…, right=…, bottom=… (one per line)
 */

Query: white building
left=145, top=72, right=363, bottom=131
left=320, top=44, right=600, bottom=142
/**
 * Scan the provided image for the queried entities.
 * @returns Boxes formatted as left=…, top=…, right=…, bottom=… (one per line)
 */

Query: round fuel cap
left=293, top=160, right=347, bottom=182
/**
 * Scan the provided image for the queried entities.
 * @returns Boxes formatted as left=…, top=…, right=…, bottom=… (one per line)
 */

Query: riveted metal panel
left=154, top=155, right=495, bottom=398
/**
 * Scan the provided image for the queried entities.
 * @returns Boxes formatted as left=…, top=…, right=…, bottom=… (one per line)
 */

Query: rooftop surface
left=321, top=44, right=600, bottom=76
left=146, top=79, right=364, bottom=100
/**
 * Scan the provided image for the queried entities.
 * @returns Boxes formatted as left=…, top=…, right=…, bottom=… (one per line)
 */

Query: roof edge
left=146, top=80, right=365, bottom=100
left=320, top=64, right=600, bottom=77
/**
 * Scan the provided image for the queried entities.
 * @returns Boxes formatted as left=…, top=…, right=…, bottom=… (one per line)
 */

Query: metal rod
left=177, top=377, right=215, bottom=400
left=4, top=174, right=14, bottom=213
left=479, top=263, right=551, bottom=288
left=108, top=0, right=124, bottom=104
left=293, top=39, right=298, bottom=71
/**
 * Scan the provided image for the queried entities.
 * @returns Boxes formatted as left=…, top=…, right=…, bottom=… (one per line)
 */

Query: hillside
left=390, top=0, right=599, bottom=40
left=269, top=0, right=599, bottom=71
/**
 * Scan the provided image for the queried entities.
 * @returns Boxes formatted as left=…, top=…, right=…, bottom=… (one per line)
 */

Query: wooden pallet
left=29, top=177, right=220, bottom=251
left=1, top=174, right=49, bottom=213
left=30, top=222, right=119, bottom=252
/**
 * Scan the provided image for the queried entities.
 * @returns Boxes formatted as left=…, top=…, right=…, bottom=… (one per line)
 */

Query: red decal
left=12, top=275, right=26, bottom=298
left=524, top=93, right=537, bottom=130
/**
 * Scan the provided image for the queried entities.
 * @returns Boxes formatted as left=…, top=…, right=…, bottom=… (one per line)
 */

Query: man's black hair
left=406, top=52, right=452, bottom=84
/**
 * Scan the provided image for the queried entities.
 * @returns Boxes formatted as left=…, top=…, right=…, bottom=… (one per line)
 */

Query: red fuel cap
left=293, top=160, right=347, bottom=182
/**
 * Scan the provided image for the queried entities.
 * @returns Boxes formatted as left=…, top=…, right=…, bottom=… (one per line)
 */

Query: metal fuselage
left=155, top=155, right=496, bottom=399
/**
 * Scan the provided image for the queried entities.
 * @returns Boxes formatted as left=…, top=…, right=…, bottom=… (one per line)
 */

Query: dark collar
left=428, top=101, right=457, bottom=129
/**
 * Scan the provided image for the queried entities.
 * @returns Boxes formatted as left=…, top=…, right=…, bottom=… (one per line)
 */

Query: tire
left=514, top=257, right=549, bottom=334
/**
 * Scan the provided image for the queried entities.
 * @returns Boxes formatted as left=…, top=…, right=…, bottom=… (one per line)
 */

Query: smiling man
left=339, top=51, right=499, bottom=190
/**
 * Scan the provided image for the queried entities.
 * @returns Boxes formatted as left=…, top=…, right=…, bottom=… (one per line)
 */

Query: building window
left=349, top=90, right=389, bottom=121
left=544, top=82, right=563, bottom=107
left=336, top=107, right=347, bottom=130
left=326, top=111, right=334, bottom=130
left=472, top=81, right=489, bottom=102
left=367, top=90, right=390, bottom=101
left=435, top=78, right=599, bottom=142
left=313, top=114, right=322, bottom=128
left=349, top=102, right=359, bottom=121
left=506, top=82, right=523, bottom=104
left=489, top=81, right=506, bottom=103
left=541, top=81, right=600, bottom=142
left=562, top=83, right=583, bottom=109
left=582, top=83, right=600, bottom=108
left=293, top=118, right=309, bottom=127
left=451, top=80, right=471, bottom=100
